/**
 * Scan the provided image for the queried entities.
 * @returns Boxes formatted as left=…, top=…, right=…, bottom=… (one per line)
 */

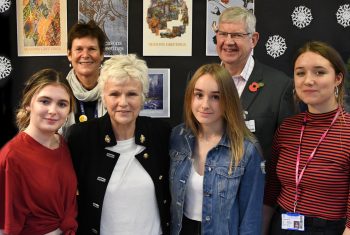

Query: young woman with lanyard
left=263, top=41, right=350, bottom=235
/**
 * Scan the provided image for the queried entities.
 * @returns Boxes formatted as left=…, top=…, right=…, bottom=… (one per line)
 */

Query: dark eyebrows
left=37, top=95, right=52, bottom=100
left=59, top=99, right=70, bottom=104
left=295, top=65, right=326, bottom=70
left=313, top=66, right=327, bottom=70
left=194, top=88, right=220, bottom=94
left=38, top=95, right=69, bottom=103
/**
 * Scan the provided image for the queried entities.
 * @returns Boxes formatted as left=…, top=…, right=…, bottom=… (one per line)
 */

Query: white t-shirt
left=184, top=164, right=204, bottom=221
left=101, top=137, right=162, bottom=235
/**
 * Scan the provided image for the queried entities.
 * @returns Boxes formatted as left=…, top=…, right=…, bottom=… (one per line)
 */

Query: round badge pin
left=79, top=114, right=88, bottom=122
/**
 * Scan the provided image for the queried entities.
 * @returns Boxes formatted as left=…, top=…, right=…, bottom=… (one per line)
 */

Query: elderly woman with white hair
left=67, top=54, right=171, bottom=235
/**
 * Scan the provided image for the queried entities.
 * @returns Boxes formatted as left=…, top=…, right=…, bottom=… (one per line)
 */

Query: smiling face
left=67, top=36, right=104, bottom=88
left=191, top=74, right=223, bottom=128
left=26, top=84, right=71, bottom=134
left=294, top=51, right=342, bottom=113
left=216, top=21, right=258, bottom=74
left=103, top=78, right=143, bottom=130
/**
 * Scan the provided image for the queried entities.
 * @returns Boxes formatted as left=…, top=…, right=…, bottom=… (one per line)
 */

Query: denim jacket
left=169, top=124, right=265, bottom=235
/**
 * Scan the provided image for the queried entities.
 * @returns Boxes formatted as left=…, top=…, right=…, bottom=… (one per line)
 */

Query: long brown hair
left=16, top=69, right=75, bottom=131
left=184, top=64, right=254, bottom=172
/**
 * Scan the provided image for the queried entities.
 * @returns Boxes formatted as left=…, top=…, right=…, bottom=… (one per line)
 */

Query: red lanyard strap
left=294, top=108, right=340, bottom=212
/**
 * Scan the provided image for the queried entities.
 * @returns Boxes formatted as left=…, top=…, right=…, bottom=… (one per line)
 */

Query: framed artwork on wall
left=16, top=0, right=68, bottom=56
left=143, top=0, right=192, bottom=56
left=206, top=0, right=254, bottom=56
left=78, top=0, right=128, bottom=56
left=140, top=68, right=170, bottom=118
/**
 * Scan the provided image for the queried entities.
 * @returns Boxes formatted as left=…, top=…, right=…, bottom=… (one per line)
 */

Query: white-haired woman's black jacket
left=66, top=114, right=171, bottom=235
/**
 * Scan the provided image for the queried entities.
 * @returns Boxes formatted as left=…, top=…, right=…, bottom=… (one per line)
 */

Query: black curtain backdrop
left=1, top=0, right=350, bottom=147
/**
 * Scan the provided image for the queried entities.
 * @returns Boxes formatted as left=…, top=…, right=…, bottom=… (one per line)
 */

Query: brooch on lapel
left=248, top=82, right=264, bottom=92
left=140, top=134, right=146, bottom=143
left=105, top=135, right=111, bottom=143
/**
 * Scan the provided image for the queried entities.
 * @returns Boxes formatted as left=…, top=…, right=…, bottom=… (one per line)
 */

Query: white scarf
left=66, top=69, right=101, bottom=102
left=60, top=69, right=106, bottom=136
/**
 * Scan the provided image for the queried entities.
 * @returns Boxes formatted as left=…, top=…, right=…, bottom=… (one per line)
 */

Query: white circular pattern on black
left=265, top=35, right=287, bottom=59
left=0, top=0, right=11, bottom=13
left=336, top=4, right=350, bottom=27
left=291, top=6, right=313, bottom=29
left=0, top=56, right=12, bottom=79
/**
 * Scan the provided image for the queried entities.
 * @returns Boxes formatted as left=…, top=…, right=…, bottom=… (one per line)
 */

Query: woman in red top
left=263, top=41, right=350, bottom=235
left=0, top=69, right=78, bottom=235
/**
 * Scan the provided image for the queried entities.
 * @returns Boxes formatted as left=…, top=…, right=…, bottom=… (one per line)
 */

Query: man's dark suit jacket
left=66, top=114, right=171, bottom=235
left=241, top=60, right=295, bottom=160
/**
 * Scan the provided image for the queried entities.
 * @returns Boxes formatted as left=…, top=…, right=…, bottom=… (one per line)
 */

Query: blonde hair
left=99, top=54, right=149, bottom=103
left=184, top=64, right=254, bottom=172
left=16, top=69, right=75, bottom=131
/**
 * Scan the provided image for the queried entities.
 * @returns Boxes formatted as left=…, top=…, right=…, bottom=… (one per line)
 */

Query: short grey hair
left=219, top=7, right=256, bottom=34
left=99, top=54, right=149, bottom=102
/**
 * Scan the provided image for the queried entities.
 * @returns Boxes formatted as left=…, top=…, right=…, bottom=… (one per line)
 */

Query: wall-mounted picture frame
left=140, top=68, right=170, bottom=118
left=143, top=0, right=193, bottom=56
left=17, top=0, right=68, bottom=56
left=78, top=0, right=128, bottom=56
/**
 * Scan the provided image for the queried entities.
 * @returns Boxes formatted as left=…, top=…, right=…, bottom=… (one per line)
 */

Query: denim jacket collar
left=180, top=125, right=230, bottom=152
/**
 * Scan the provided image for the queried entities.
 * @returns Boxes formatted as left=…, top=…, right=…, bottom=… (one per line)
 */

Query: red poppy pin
left=249, top=82, right=264, bottom=92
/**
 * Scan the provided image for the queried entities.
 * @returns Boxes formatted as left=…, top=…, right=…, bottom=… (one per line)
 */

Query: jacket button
left=159, top=175, right=163, bottom=180
left=208, top=167, right=212, bottom=172
left=97, top=176, right=106, bottom=182
left=91, top=228, right=98, bottom=234
left=205, top=216, right=211, bottom=221
left=92, top=202, right=100, bottom=208
left=163, top=200, right=167, bottom=204
left=143, top=153, right=149, bottom=159
left=166, top=222, right=170, bottom=226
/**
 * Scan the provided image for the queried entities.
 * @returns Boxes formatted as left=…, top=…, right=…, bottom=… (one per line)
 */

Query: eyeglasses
left=216, top=30, right=251, bottom=40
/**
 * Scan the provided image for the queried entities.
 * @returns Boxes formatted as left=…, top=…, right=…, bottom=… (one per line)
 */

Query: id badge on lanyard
left=281, top=213, right=305, bottom=231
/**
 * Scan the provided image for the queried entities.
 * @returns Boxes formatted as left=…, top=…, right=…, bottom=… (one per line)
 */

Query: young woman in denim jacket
left=169, top=64, right=265, bottom=235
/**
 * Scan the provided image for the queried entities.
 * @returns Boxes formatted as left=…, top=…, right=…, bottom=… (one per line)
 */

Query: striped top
left=264, top=107, right=350, bottom=228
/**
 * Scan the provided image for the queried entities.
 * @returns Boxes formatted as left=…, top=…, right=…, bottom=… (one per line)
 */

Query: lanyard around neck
left=293, top=108, right=340, bottom=212
left=78, top=100, right=98, bottom=122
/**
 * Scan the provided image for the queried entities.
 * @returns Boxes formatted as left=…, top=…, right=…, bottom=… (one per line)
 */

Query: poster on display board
left=143, top=0, right=192, bottom=56
left=16, top=0, right=68, bottom=56
left=206, top=0, right=254, bottom=56
left=140, top=68, right=170, bottom=118
left=78, top=0, right=128, bottom=56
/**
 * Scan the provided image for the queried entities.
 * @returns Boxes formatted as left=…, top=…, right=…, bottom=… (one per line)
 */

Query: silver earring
left=335, top=86, right=339, bottom=98
left=69, top=63, right=72, bottom=68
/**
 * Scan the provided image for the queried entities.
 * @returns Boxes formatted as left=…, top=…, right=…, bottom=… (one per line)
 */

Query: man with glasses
left=215, top=7, right=295, bottom=161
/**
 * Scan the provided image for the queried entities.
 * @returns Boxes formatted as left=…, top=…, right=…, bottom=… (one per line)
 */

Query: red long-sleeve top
left=264, top=108, right=350, bottom=228
left=0, top=132, right=77, bottom=235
